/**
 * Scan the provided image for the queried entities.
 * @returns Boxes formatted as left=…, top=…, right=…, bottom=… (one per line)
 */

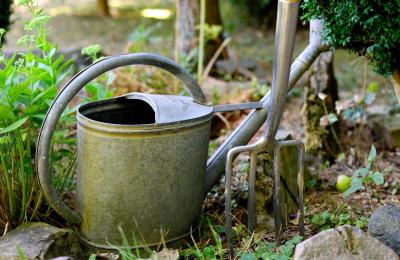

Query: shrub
left=301, top=0, right=400, bottom=78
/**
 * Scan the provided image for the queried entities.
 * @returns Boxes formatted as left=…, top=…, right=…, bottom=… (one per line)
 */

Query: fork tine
left=247, top=151, right=257, bottom=233
left=297, top=144, right=305, bottom=237
left=273, top=144, right=282, bottom=245
left=225, top=149, right=236, bottom=259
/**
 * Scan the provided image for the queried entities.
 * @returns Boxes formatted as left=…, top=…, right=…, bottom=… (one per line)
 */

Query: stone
left=0, top=222, right=82, bottom=260
left=368, top=205, right=400, bottom=255
left=293, top=225, right=399, bottom=260
left=369, top=114, right=400, bottom=149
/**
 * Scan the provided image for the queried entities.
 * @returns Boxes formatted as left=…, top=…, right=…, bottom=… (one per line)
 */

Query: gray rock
left=293, top=225, right=399, bottom=260
left=368, top=205, right=400, bottom=255
left=0, top=222, right=82, bottom=260
left=369, top=114, right=400, bottom=149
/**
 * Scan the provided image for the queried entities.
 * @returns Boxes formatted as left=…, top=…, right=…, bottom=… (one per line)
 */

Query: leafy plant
left=343, top=144, right=384, bottom=197
left=181, top=218, right=225, bottom=259
left=250, top=77, right=270, bottom=101
left=311, top=205, right=369, bottom=231
left=301, top=0, right=400, bottom=78
left=126, top=23, right=162, bottom=53
left=0, top=0, right=77, bottom=230
left=81, top=44, right=113, bottom=102
left=238, top=236, right=303, bottom=260
left=108, top=225, right=153, bottom=260
left=81, top=44, right=102, bottom=62
left=335, top=81, right=379, bottom=125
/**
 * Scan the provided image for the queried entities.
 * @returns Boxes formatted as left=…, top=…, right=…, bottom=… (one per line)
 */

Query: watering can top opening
left=77, top=92, right=214, bottom=127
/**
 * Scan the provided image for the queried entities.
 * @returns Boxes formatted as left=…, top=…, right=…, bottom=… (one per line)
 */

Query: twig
left=215, top=112, right=232, bottom=130
left=2, top=222, right=8, bottom=236
left=197, top=0, right=206, bottom=85
left=202, top=37, right=232, bottom=81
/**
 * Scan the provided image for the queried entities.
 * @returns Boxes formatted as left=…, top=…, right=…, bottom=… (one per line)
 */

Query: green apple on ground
left=336, top=174, right=351, bottom=192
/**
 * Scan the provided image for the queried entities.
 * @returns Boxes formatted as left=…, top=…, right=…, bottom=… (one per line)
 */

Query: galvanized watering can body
left=36, top=54, right=216, bottom=248
left=76, top=94, right=212, bottom=246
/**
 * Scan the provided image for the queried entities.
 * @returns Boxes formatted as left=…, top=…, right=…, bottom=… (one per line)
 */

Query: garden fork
left=225, top=0, right=304, bottom=255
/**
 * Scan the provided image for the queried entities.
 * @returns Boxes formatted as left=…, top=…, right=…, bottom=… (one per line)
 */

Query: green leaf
left=337, top=153, right=346, bottom=162
left=32, top=86, right=57, bottom=104
left=367, top=144, right=377, bottom=168
left=0, top=117, right=28, bottom=134
left=17, top=0, right=33, bottom=6
left=371, top=171, right=384, bottom=185
left=0, top=104, right=15, bottom=120
left=367, top=81, right=379, bottom=93
left=23, top=104, right=41, bottom=116
left=343, top=178, right=362, bottom=197
left=37, top=62, right=53, bottom=78
left=327, top=113, right=338, bottom=124
left=25, top=15, right=51, bottom=30
left=85, top=84, right=98, bottom=96
left=17, top=35, right=36, bottom=47
left=240, top=253, right=257, bottom=260
left=354, top=167, right=368, bottom=177
left=202, top=246, right=216, bottom=259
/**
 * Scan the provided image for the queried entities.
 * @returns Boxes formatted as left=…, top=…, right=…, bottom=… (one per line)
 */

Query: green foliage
left=81, top=44, right=102, bottom=62
left=16, top=245, right=26, bottom=260
left=335, top=81, right=379, bottom=124
left=109, top=225, right=153, bottom=260
left=250, top=77, right=270, bottom=101
left=311, top=205, right=369, bottom=231
left=182, top=216, right=301, bottom=260
left=238, top=236, right=303, bottom=260
left=81, top=44, right=113, bottom=102
left=343, top=144, right=384, bottom=197
left=0, top=0, right=77, bottom=229
left=301, top=0, right=400, bottom=77
left=126, top=23, right=162, bottom=53
left=181, top=218, right=225, bottom=259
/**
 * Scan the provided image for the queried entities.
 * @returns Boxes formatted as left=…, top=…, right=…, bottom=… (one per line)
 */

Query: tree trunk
left=304, top=51, right=341, bottom=159
left=0, top=0, right=13, bottom=46
left=98, top=0, right=110, bottom=17
left=392, top=69, right=400, bottom=105
left=175, top=0, right=225, bottom=64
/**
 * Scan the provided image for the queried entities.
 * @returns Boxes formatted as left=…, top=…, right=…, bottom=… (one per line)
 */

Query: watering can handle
left=36, top=53, right=209, bottom=225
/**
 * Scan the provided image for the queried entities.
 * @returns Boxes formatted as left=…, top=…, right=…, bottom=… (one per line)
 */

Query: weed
left=311, top=204, right=369, bottom=231
left=181, top=218, right=225, bottom=259
left=0, top=1, right=112, bottom=232
left=126, top=23, right=162, bottom=53
left=238, top=235, right=303, bottom=260
left=343, top=144, right=384, bottom=205
left=0, top=0, right=77, bottom=230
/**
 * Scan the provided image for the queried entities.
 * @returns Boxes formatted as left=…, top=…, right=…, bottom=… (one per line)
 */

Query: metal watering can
left=37, top=0, right=328, bottom=251
left=36, top=53, right=263, bottom=248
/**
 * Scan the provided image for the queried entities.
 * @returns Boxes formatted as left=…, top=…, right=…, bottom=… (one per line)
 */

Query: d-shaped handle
left=36, top=53, right=209, bottom=225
